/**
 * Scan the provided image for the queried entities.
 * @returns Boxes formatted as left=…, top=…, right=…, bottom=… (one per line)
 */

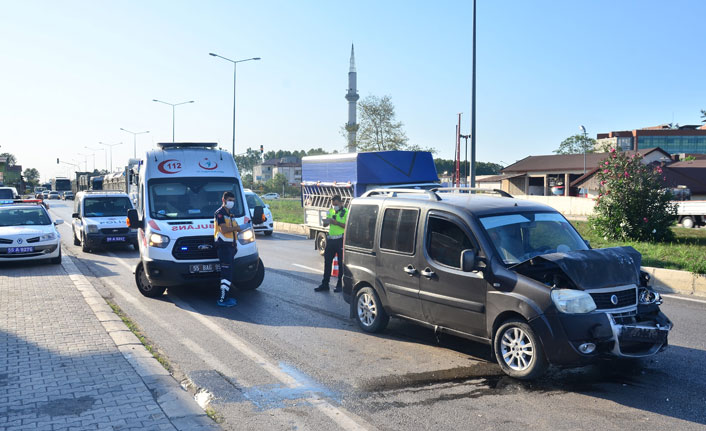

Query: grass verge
left=268, top=199, right=305, bottom=224
left=573, top=222, right=706, bottom=274
left=106, top=299, right=173, bottom=373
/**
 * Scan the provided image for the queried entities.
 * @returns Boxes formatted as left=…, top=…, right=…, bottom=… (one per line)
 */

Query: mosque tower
left=345, top=44, right=359, bottom=153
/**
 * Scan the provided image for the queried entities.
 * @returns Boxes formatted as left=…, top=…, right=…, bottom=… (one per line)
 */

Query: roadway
left=48, top=200, right=706, bottom=430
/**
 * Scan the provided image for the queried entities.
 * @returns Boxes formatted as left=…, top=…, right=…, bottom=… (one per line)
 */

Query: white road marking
left=661, top=294, right=706, bottom=305
left=292, top=263, right=322, bottom=273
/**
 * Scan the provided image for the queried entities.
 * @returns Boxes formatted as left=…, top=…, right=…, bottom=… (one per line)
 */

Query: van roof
left=157, top=142, right=218, bottom=149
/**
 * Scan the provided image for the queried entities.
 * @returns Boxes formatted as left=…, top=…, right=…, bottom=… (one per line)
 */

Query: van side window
left=380, top=208, right=418, bottom=254
left=346, top=205, right=379, bottom=249
left=427, top=216, right=473, bottom=269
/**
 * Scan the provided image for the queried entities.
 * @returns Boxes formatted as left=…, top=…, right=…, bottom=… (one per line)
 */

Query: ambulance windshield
left=148, top=177, right=244, bottom=220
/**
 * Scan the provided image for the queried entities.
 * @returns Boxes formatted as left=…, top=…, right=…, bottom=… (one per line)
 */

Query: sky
left=1, top=0, right=705, bottom=181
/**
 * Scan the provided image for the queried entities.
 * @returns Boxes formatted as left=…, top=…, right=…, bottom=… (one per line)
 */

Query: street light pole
left=77, top=153, right=90, bottom=172
left=85, top=146, right=105, bottom=172
left=120, top=128, right=150, bottom=158
left=579, top=125, right=587, bottom=174
left=470, top=0, right=477, bottom=188
left=152, top=99, right=194, bottom=143
left=99, top=142, right=123, bottom=173
left=209, top=53, right=261, bottom=155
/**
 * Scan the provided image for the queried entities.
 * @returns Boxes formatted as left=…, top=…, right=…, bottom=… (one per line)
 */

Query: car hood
left=0, top=225, right=53, bottom=237
left=512, top=246, right=642, bottom=290
left=84, top=217, right=128, bottom=227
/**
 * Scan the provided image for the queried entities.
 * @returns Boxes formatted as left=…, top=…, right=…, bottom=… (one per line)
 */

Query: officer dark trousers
left=216, top=241, right=236, bottom=301
left=321, top=237, right=343, bottom=289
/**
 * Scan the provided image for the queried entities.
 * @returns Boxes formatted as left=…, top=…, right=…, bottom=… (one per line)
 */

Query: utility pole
left=460, top=134, right=471, bottom=186
left=470, top=0, right=477, bottom=188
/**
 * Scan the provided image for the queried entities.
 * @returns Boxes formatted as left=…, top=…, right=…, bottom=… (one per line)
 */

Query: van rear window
left=346, top=204, right=379, bottom=250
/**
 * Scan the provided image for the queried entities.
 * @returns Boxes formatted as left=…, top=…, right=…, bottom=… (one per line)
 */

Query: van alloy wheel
left=354, top=287, right=389, bottom=333
left=500, top=327, right=534, bottom=371
left=357, top=292, right=377, bottom=327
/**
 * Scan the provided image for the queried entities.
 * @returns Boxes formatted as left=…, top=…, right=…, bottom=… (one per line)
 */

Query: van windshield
left=84, top=197, right=133, bottom=217
left=148, top=177, right=244, bottom=220
left=479, top=212, right=589, bottom=265
left=245, top=193, right=265, bottom=209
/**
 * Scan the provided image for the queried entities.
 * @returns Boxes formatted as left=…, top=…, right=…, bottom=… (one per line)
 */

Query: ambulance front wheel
left=236, top=258, right=265, bottom=291
left=135, top=261, right=167, bottom=298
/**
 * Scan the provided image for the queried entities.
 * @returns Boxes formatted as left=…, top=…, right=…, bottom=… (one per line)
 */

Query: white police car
left=0, top=200, right=63, bottom=264
left=72, top=191, right=137, bottom=252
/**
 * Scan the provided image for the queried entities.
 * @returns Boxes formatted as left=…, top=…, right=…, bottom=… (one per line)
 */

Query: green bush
left=589, top=149, right=677, bottom=242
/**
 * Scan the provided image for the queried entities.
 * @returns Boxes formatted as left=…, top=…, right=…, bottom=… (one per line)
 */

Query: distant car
left=62, top=191, right=74, bottom=201
left=262, top=193, right=279, bottom=200
left=245, top=191, right=274, bottom=236
left=41, top=190, right=50, bottom=199
left=0, top=202, right=63, bottom=264
left=48, top=191, right=61, bottom=200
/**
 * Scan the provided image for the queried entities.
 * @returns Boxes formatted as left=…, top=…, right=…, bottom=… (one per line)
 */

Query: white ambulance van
left=127, top=142, right=265, bottom=297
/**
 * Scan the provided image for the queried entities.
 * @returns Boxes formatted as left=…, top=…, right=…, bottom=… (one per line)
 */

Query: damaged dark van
left=341, top=188, right=672, bottom=379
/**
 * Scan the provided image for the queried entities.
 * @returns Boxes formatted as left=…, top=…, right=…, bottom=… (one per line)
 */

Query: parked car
left=48, top=191, right=61, bottom=200
left=262, top=193, right=280, bottom=200
left=342, top=188, right=672, bottom=379
left=72, top=191, right=137, bottom=252
left=41, top=190, right=50, bottom=199
left=245, top=190, right=274, bottom=236
left=62, top=191, right=74, bottom=201
left=0, top=201, right=63, bottom=264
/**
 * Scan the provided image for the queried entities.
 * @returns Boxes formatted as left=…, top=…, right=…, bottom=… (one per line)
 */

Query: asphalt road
left=47, top=201, right=706, bottom=431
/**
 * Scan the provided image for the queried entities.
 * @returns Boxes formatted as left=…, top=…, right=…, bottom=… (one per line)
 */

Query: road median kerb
left=61, top=253, right=218, bottom=430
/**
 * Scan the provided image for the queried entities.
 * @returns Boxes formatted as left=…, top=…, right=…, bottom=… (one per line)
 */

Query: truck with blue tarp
left=301, top=151, right=439, bottom=252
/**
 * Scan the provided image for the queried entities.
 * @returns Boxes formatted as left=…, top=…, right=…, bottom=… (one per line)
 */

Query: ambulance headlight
left=239, top=228, right=255, bottom=244
left=148, top=233, right=170, bottom=248
left=86, top=224, right=99, bottom=234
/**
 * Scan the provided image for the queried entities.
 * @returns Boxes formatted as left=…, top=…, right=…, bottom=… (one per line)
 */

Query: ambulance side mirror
left=127, top=209, right=142, bottom=229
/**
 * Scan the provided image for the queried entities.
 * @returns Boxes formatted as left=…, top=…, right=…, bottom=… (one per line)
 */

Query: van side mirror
left=253, top=205, right=264, bottom=223
left=71, top=212, right=79, bottom=219
left=126, top=209, right=142, bottom=229
left=461, top=249, right=477, bottom=272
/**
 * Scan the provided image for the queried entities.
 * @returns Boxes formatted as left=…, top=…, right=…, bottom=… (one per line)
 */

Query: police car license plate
left=189, top=264, right=220, bottom=273
left=8, top=246, right=34, bottom=253
left=106, top=237, right=126, bottom=242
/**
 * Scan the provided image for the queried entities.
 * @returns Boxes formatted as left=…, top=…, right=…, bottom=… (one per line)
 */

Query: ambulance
left=127, top=142, right=265, bottom=297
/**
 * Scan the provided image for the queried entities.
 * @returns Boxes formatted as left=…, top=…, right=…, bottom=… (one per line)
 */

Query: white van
left=127, top=142, right=264, bottom=297
left=72, top=191, right=137, bottom=252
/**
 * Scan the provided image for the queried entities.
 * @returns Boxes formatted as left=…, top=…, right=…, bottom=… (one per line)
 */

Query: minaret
left=345, top=44, right=359, bottom=153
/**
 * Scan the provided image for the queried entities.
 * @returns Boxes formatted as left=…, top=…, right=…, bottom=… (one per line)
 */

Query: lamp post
left=120, top=128, right=150, bottom=158
left=209, top=53, right=261, bottom=155
left=76, top=153, right=90, bottom=172
left=85, top=146, right=105, bottom=172
left=579, top=125, right=587, bottom=174
left=99, top=142, right=123, bottom=173
left=152, top=99, right=194, bottom=143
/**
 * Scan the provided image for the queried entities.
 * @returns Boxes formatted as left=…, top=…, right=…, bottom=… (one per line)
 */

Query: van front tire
left=235, top=258, right=265, bottom=290
left=135, top=261, right=166, bottom=298
left=493, top=318, right=548, bottom=380
left=355, top=287, right=389, bottom=333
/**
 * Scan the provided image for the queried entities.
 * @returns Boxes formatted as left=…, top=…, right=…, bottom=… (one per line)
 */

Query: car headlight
left=239, top=228, right=255, bottom=244
left=148, top=233, right=170, bottom=248
left=551, top=289, right=597, bottom=314
left=40, top=233, right=56, bottom=241
left=86, top=225, right=99, bottom=234
left=639, top=288, right=662, bottom=305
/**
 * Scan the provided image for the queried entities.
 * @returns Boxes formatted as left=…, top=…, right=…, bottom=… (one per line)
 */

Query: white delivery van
left=72, top=191, right=137, bottom=252
left=127, top=142, right=264, bottom=297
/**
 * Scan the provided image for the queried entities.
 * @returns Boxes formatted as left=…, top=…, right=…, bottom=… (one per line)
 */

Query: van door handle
left=403, top=264, right=417, bottom=276
left=420, top=267, right=435, bottom=278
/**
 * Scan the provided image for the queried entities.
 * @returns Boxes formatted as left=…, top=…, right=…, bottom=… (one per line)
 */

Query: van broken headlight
left=551, top=289, right=597, bottom=314
left=639, top=288, right=662, bottom=305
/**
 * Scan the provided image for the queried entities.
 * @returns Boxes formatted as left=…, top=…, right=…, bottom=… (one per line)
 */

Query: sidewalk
left=0, top=256, right=217, bottom=430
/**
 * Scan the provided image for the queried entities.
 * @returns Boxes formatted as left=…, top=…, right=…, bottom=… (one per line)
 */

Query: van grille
left=101, top=228, right=129, bottom=235
left=590, top=288, right=636, bottom=310
left=172, top=236, right=217, bottom=260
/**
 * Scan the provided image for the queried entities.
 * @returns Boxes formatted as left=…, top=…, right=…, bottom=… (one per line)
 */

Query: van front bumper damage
left=532, top=303, right=672, bottom=366
left=143, top=252, right=260, bottom=287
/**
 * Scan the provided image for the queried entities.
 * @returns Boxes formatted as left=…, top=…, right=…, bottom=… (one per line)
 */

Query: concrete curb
left=273, top=222, right=705, bottom=298
left=61, top=254, right=218, bottom=431
left=643, top=266, right=706, bottom=298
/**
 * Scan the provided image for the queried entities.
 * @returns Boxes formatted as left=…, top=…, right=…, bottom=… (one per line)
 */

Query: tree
left=701, top=109, right=706, bottom=123
left=0, top=153, right=17, bottom=165
left=23, top=168, right=40, bottom=186
left=234, top=148, right=263, bottom=175
left=589, top=149, right=677, bottom=242
left=354, top=95, right=408, bottom=151
left=433, top=159, right=502, bottom=177
left=554, top=134, right=596, bottom=155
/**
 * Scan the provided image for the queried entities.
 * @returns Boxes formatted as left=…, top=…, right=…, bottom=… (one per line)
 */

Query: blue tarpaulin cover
left=302, top=151, right=438, bottom=189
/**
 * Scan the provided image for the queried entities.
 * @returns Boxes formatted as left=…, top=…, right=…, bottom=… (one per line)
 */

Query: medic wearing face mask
left=315, top=194, right=347, bottom=293
left=214, top=191, right=242, bottom=307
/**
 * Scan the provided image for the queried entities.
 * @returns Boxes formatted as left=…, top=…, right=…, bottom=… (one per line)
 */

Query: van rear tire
left=235, top=258, right=265, bottom=290
left=135, top=261, right=166, bottom=298
left=355, top=287, right=389, bottom=333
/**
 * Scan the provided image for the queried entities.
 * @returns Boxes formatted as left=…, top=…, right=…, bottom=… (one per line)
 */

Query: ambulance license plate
left=8, top=246, right=34, bottom=253
left=189, top=264, right=220, bottom=273
left=106, top=237, right=126, bottom=242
